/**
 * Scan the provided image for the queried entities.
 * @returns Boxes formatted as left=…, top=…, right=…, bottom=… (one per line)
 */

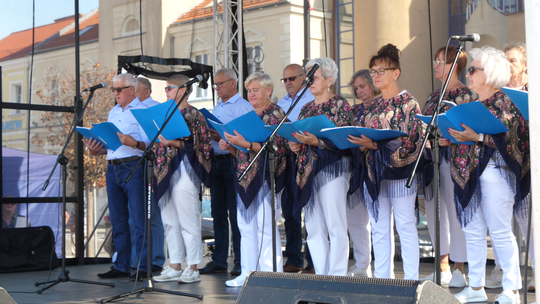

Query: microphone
left=302, top=59, right=324, bottom=85
left=180, top=75, right=204, bottom=88
left=82, top=82, right=107, bottom=92
left=450, top=33, right=480, bottom=43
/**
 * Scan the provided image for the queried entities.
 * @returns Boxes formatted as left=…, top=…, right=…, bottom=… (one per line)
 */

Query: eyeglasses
left=212, top=79, right=233, bottom=89
left=369, top=68, right=397, bottom=77
left=280, top=74, right=303, bottom=83
left=110, top=86, right=132, bottom=93
left=164, top=85, right=179, bottom=92
left=433, top=59, right=445, bottom=67
left=468, top=66, right=484, bottom=75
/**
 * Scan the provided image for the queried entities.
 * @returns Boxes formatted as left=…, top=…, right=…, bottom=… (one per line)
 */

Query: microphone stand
left=100, top=85, right=203, bottom=303
left=237, top=77, right=314, bottom=271
left=406, top=41, right=466, bottom=286
left=36, top=90, right=115, bottom=293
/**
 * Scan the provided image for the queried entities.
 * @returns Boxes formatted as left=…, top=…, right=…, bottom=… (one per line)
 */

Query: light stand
left=37, top=90, right=115, bottom=293
left=100, top=84, right=203, bottom=303
left=406, top=41, right=466, bottom=286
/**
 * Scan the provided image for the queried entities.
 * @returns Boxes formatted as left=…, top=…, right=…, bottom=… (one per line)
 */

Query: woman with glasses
left=504, top=41, right=528, bottom=91
left=345, top=69, right=381, bottom=278
left=347, top=43, right=424, bottom=280
left=289, top=57, right=353, bottom=276
left=152, top=74, right=213, bottom=284
left=442, top=46, right=529, bottom=304
left=419, top=46, right=472, bottom=287
left=218, top=72, right=287, bottom=287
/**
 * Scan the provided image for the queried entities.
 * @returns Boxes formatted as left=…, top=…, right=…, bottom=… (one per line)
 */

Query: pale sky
left=0, top=0, right=99, bottom=41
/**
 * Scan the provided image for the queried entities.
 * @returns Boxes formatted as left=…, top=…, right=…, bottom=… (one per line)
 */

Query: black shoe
left=199, top=261, right=227, bottom=274
left=130, top=270, right=150, bottom=282
left=152, top=265, right=163, bottom=273
left=98, top=268, right=130, bottom=279
left=230, top=263, right=241, bottom=275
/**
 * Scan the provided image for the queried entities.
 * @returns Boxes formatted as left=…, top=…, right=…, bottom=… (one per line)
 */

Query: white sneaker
left=177, top=269, right=201, bottom=284
left=454, top=287, right=488, bottom=303
left=494, top=289, right=520, bottom=304
left=527, top=273, right=535, bottom=292
left=449, top=269, right=468, bottom=288
left=485, top=265, right=503, bottom=289
left=420, top=268, right=452, bottom=286
left=347, top=265, right=372, bottom=277
left=225, top=274, right=247, bottom=287
left=153, top=266, right=183, bottom=282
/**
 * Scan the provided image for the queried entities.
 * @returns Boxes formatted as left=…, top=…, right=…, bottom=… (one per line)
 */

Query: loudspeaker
left=0, top=287, right=17, bottom=304
left=237, top=271, right=460, bottom=304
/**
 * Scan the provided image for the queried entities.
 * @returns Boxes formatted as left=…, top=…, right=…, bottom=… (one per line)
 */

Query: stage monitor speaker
left=237, top=271, right=460, bottom=304
left=0, top=287, right=17, bottom=304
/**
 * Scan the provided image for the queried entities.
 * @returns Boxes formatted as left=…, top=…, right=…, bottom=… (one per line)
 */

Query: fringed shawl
left=451, top=90, right=530, bottom=226
left=153, top=105, right=213, bottom=210
left=234, top=104, right=288, bottom=221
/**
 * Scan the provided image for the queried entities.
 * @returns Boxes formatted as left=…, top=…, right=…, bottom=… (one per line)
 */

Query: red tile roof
left=175, top=0, right=284, bottom=23
left=37, top=11, right=100, bottom=53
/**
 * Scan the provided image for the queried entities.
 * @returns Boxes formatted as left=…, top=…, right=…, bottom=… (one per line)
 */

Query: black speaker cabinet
left=237, top=271, right=460, bottom=304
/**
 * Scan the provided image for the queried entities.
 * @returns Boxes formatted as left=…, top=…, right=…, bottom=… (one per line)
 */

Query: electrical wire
left=321, top=0, right=328, bottom=57
left=139, top=0, right=143, bottom=56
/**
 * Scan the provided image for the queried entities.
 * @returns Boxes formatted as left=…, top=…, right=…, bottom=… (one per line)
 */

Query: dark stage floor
left=1, top=256, right=538, bottom=304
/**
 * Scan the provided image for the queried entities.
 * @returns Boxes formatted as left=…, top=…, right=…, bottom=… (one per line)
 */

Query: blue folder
left=76, top=122, right=123, bottom=151
left=502, top=87, right=529, bottom=121
left=416, top=101, right=509, bottom=145
left=263, top=115, right=336, bottom=144
left=131, top=99, right=191, bottom=142
left=200, top=108, right=222, bottom=130
left=208, top=111, right=271, bottom=153
left=321, top=126, right=406, bottom=150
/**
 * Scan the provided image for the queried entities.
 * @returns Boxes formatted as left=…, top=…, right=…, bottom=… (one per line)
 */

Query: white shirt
left=277, top=89, right=315, bottom=122
left=211, top=93, right=253, bottom=154
left=139, top=96, right=160, bottom=108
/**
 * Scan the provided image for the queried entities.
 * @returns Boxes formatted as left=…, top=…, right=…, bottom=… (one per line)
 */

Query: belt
left=108, top=156, right=140, bottom=165
left=215, top=154, right=231, bottom=160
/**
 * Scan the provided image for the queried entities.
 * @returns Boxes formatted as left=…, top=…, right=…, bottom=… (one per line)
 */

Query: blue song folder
left=208, top=111, right=271, bottom=153
left=200, top=108, right=222, bottom=130
left=131, top=99, right=191, bottom=142
left=416, top=101, right=509, bottom=145
left=76, top=122, right=123, bottom=151
left=263, top=115, right=336, bottom=144
left=502, top=87, right=528, bottom=121
left=320, top=126, right=406, bottom=150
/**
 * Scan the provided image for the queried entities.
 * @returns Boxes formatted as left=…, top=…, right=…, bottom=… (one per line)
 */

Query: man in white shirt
left=277, top=64, right=315, bottom=122
left=83, top=73, right=151, bottom=281
left=135, top=77, right=160, bottom=107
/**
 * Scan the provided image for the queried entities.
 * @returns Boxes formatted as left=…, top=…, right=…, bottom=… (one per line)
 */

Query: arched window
left=122, top=17, right=140, bottom=36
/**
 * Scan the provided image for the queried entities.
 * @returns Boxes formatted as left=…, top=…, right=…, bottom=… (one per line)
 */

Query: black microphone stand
left=238, top=77, right=314, bottom=271
left=100, top=85, right=203, bottom=303
left=36, top=90, right=115, bottom=293
left=406, top=41, right=466, bottom=286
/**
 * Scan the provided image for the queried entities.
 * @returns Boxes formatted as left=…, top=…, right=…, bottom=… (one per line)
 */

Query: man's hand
left=209, top=129, right=222, bottom=141
left=82, top=138, right=105, bottom=155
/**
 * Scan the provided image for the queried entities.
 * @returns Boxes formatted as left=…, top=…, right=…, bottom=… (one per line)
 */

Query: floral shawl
left=292, top=95, right=353, bottom=217
left=357, top=91, right=425, bottom=221
left=451, top=90, right=530, bottom=226
left=233, top=103, right=288, bottom=221
left=153, top=105, right=213, bottom=210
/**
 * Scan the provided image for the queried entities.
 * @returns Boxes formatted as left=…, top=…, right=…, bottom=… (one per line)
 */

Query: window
left=335, top=1, right=354, bottom=102
left=11, top=83, right=22, bottom=115
left=122, top=17, right=140, bottom=37
left=194, top=54, right=209, bottom=99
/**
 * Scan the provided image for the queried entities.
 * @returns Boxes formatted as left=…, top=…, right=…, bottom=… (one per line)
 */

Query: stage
left=1, top=256, right=537, bottom=304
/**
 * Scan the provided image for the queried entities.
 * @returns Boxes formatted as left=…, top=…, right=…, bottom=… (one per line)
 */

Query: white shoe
left=527, top=272, right=535, bottom=292
left=177, top=269, right=201, bottom=284
left=153, top=266, right=183, bottom=282
left=449, top=269, right=468, bottom=288
left=454, top=287, right=488, bottom=303
left=485, top=265, right=503, bottom=289
left=347, top=265, right=372, bottom=277
left=225, top=274, right=246, bottom=287
left=420, top=268, right=452, bottom=286
left=494, top=289, right=520, bottom=304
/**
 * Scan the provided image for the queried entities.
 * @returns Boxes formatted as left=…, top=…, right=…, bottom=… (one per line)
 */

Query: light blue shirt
left=212, top=93, right=253, bottom=154
left=106, top=98, right=151, bottom=160
left=277, top=89, right=315, bottom=122
left=139, top=96, right=160, bottom=108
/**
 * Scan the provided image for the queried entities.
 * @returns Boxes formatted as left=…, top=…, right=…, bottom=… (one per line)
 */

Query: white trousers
left=368, top=179, right=419, bottom=280
left=237, top=190, right=283, bottom=276
left=425, top=160, right=467, bottom=262
left=493, top=211, right=535, bottom=269
left=160, top=162, right=202, bottom=266
left=347, top=199, right=371, bottom=270
left=463, top=164, right=521, bottom=290
left=305, top=174, right=350, bottom=276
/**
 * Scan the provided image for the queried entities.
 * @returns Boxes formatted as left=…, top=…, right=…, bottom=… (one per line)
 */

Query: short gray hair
left=305, top=57, right=338, bottom=85
left=503, top=41, right=527, bottom=64
left=113, top=73, right=138, bottom=90
left=244, top=72, right=274, bottom=98
left=137, top=77, right=152, bottom=91
left=469, top=46, right=510, bottom=88
left=348, top=69, right=381, bottom=99
left=215, top=68, right=238, bottom=82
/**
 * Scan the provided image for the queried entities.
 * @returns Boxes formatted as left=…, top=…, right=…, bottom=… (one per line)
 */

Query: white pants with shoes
left=347, top=198, right=371, bottom=271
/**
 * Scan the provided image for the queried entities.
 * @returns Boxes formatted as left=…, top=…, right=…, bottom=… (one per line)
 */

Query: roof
left=174, top=0, right=285, bottom=23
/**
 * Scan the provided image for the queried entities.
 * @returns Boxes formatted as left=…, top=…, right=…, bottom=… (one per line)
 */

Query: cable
left=139, top=0, right=143, bottom=56
left=427, top=0, right=435, bottom=92
left=321, top=0, right=328, bottom=57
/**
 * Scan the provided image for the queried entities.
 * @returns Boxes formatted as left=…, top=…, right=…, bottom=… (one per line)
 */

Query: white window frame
left=10, top=81, right=23, bottom=116
left=122, top=17, right=141, bottom=37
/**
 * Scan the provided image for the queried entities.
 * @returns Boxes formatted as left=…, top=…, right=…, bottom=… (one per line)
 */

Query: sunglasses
left=164, top=85, right=179, bottom=92
left=110, top=86, right=132, bottom=93
left=212, top=79, right=233, bottom=89
left=433, top=59, right=445, bottom=67
left=468, top=66, right=484, bottom=75
left=4, top=202, right=16, bottom=205
left=369, top=68, right=397, bottom=77
left=280, top=75, right=303, bottom=83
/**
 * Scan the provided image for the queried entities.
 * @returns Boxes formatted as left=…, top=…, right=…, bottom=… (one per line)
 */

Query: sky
left=0, top=0, right=99, bottom=41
